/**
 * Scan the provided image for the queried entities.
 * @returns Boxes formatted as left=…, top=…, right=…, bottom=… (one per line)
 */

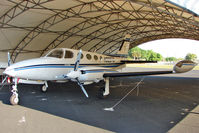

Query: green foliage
left=129, top=47, right=163, bottom=61
left=130, top=47, right=142, bottom=60
left=185, top=53, right=197, bottom=61
left=165, top=57, right=177, bottom=62
left=177, top=58, right=184, bottom=61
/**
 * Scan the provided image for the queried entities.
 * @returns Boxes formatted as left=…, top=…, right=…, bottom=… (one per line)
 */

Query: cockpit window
left=65, top=50, right=73, bottom=58
left=47, top=49, right=63, bottom=58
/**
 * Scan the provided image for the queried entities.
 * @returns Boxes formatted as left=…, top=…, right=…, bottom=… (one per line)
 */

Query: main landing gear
left=41, top=81, right=48, bottom=93
left=10, top=78, right=19, bottom=105
left=98, top=77, right=110, bottom=99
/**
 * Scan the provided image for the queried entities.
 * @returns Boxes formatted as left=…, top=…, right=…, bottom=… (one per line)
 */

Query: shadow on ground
left=0, top=74, right=199, bottom=133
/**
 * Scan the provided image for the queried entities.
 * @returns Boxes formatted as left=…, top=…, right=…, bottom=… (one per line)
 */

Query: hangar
left=0, top=1, right=199, bottom=133
left=0, top=0, right=199, bottom=63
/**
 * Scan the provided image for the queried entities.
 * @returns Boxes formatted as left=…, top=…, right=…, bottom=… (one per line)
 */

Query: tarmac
left=0, top=67, right=198, bottom=133
left=168, top=105, right=199, bottom=133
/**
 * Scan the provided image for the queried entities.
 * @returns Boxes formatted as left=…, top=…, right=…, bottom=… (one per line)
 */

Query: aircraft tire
left=41, top=85, right=48, bottom=93
left=10, top=94, right=19, bottom=105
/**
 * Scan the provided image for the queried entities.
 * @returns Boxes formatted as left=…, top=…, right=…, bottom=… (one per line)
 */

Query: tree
left=177, top=58, right=184, bottom=61
left=128, top=47, right=163, bottom=61
left=131, top=51, right=141, bottom=59
left=130, top=47, right=142, bottom=60
left=156, top=53, right=163, bottom=61
left=148, top=50, right=157, bottom=61
left=185, top=53, right=197, bottom=61
left=141, top=49, right=147, bottom=60
left=165, top=57, right=177, bottom=62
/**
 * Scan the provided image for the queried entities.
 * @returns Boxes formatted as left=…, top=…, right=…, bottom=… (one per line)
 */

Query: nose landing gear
left=10, top=78, right=19, bottom=105
left=10, top=91, right=19, bottom=105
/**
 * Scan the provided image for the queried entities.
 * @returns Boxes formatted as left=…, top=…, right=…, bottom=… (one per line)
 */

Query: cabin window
left=81, top=54, right=84, bottom=59
left=86, top=54, right=92, bottom=60
left=100, top=56, right=103, bottom=61
left=65, top=50, right=73, bottom=58
left=47, top=49, right=63, bottom=58
left=94, top=55, right=98, bottom=61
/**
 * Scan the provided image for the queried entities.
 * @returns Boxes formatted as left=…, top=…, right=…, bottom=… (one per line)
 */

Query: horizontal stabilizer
left=103, top=71, right=173, bottom=78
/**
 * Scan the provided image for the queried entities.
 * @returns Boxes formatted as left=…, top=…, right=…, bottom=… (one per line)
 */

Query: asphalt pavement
left=0, top=67, right=198, bottom=133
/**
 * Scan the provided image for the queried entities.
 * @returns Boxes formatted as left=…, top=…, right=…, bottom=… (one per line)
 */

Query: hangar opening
left=132, top=38, right=199, bottom=62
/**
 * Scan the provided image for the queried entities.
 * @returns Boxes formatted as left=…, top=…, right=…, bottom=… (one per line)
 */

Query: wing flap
left=103, top=71, right=173, bottom=78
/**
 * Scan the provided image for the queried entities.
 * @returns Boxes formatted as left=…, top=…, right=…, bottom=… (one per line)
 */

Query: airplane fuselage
left=4, top=48, right=124, bottom=82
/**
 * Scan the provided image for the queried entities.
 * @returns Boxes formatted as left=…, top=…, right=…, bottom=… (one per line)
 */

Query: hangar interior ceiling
left=0, top=0, right=199, bottom=62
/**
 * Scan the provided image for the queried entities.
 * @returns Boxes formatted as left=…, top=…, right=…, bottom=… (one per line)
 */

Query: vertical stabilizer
left=117, top=34, right=131, bottom=55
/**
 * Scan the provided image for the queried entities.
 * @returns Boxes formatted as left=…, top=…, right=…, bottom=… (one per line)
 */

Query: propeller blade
left=0, top=76, right=8, bottom=90
left=76, top=78, right=89, bottom=98
left=8, top=52, right=11, bottom=66
left=74, top=49, right=82, bottom=71
left=1, top=75, right=8, bottom=84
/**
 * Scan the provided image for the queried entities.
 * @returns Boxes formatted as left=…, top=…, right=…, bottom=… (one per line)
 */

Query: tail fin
left=117, top=34, right=131, bottom=55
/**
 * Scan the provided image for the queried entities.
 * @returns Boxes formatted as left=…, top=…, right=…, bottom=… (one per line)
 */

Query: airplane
left=1, top=34, right=197, bottom=105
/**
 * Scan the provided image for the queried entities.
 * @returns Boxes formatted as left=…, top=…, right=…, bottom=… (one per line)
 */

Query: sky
left=168, top=0, right=199, bottom=15
left=138, top=39, right=199, bottom=59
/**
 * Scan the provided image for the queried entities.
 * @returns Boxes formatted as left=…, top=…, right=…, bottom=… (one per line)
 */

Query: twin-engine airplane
left=1, top=34, right=197, bottom=105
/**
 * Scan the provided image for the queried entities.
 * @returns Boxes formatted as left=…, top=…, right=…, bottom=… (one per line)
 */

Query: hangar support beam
left=0, top=0, right=198, bottom=61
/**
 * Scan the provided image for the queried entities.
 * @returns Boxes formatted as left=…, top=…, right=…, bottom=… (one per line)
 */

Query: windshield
left=46, top=49, right=64, bottom=58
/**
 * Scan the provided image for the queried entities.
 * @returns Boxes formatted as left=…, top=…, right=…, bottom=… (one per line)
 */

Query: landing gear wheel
left=97, top=87, right=106, bottom=99
left=10, top=94, right=19, bottom=105
left=41, top=85, right=47, bottom=93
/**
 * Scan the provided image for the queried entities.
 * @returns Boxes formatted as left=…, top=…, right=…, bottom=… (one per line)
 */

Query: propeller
left=74, top=49, right=82, bottom=71
left=76, top=78, right=89, bottom=98
left=0, top=75, right=8, bottom=90
left=67, top=49, right=89, bottom=98
left=8, top=52, right=11, bottom=67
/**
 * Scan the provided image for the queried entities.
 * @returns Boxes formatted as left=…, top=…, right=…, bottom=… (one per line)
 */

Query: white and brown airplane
left=1, top=34, right=197, bottom=105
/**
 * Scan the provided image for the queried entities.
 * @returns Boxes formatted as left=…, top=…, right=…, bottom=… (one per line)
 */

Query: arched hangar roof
left=0, top=0, right=199, bottom=62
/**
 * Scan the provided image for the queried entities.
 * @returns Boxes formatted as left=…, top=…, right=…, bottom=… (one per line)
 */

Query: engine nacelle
left=173, top=60, right=197, bottom=73
left=78, top=71, right=103, bottom=83
left=78, top=66, right=107, bottom=84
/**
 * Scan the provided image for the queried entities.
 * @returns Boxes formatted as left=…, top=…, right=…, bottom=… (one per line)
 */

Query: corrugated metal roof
left=0, top=0, right=199, bottom=62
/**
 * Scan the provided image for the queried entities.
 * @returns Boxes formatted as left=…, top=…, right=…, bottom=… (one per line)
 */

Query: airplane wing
left=104, top=60, right=197, bottom=78
left=120, top=60, right=157, bottom=63
left=103, top=70, right=173, bottom=78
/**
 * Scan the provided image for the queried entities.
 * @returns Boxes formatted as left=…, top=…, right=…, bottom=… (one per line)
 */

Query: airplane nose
left=3, top=66, right=16, bottom=77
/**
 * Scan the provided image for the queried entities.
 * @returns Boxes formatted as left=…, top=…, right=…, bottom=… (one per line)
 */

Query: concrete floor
left=0, top=67, right=199, bottom=133
left=168, top=105, right=199, bottom=133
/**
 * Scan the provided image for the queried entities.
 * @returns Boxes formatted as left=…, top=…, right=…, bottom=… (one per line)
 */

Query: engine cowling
left=173, top=60, right=197, bottom=73
left=78, top=66, right=108, bottom=83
